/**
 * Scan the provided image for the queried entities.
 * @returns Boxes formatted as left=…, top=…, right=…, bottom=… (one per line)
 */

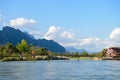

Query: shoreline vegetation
left=0, top=56, right=102, bottom=62
left=0, top=56, right=103, bottom=62
left=0, top=39, right=116, bottom=62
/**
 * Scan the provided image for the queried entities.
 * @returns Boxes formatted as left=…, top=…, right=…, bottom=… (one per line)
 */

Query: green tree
left=41, top=48, right=48, bottom=55
left=96, top=52, right=103, bottom=57
left=16, top=39, right=28, bottom=53
left=0, top=43, right=15, bottom=57
left=102, top=49, right=107, bottom=57
left=81, top=51, right=88, bottom=57
left=74, top=52, right=79, bottom=57
left=36, top=47, right=43, bottom=55
left=5, top=43, right=15, bottom=56
left=16, top=39, right=28, bottom=59
left=5, top=43, right=13, bottom=49
left=0, top=46, right=5, bottom=59
left=3, top=49, right=9, bottom=57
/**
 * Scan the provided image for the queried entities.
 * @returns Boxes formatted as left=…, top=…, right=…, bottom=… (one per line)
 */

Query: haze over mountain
left=0, top=26, right=66, bottom=53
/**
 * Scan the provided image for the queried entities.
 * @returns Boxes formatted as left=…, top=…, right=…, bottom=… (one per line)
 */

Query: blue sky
left=0, top=0, right=120, bottom=52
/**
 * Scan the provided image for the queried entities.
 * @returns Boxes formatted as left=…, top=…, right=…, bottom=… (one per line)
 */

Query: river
left=0, top=60, right=120, bottom=80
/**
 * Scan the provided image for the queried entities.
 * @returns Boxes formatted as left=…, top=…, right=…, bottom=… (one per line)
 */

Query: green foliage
left=0, top=39, right=64, bottom=61
left=74, top=52, right=79, bottom=57
left=36, top=47, right=43, bottom=55
left=1, top=43, right=17, bottom=57
left=10, top=52, right=19, bottom=57
left=89, top=53, right=96, bottom=57
left=101, top=49, right=107, bottom=57
left=81, top=51, right=88, bottom=55
left=16, top=39, right=28, bottom=53
left=95, top=52, right=103, bottom=57
left=5, top=43, right=13, bottom=49
left=0, top=46, right=4, bottom=58
left=41, top=48, right=49, bottom=55
left=80, top=51, right=88, bottom=57
left=3, top=49, right=9, bottom=57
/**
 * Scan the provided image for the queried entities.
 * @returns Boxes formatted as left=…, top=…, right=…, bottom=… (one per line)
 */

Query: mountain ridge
left=0, top=26, right=66, bottom=53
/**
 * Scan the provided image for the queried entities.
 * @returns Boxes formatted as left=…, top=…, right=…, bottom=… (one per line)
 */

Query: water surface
left=0, top=60, right=120, bottom=80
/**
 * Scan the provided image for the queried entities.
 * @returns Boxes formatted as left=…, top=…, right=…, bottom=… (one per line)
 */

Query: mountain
left=36, top=39, right=66, bottom=53
left=0, top=26, right=66, bottom=53
left=0, top=27, right=36, bottom=45
left=24, top=31, right=35, bottom=40
left=65, top=46, right=86, bottom=53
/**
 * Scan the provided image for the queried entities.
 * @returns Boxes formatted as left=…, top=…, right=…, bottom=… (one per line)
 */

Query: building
left=106, top=47, right=120, bottom=59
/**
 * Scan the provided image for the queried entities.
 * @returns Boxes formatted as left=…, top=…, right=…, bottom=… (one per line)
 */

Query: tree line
left=63, top=50, right=106, bottom=58
left=0, top=39, right=50, bottom=61
left=0, top=39, right=106, bottom=61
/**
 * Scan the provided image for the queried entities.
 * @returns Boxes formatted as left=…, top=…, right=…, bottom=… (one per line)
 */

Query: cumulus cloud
left=9, top=18, right=36, bottom=29
left=43, top=26, right=59, bottom=40
left=109, top=28, right=120, bottom=40
left=104, top=28, right=120, bottom=48
left=43, top=26, right=101, bottom=52
left=43, top=26, right=74, bottom=41
left=2, top=15, right=120, bottom=52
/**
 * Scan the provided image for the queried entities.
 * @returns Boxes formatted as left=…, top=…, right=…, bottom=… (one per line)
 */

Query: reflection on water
left=0, top=60, right=120, bottom=80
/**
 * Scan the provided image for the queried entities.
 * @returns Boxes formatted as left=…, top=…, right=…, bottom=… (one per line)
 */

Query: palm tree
left=16, top=39, right=28, bottom=60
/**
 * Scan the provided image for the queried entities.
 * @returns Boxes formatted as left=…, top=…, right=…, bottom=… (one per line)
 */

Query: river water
left=0, top=60, right=120, bottom=80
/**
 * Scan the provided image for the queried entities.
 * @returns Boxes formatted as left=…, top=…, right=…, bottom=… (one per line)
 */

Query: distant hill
left=65, top=46, right=86, bottom=53
left=0, top=26, right=66, bottom=53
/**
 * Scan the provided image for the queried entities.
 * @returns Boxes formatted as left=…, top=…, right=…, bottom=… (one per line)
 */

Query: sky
left=0, top=0, right=120, bottom=52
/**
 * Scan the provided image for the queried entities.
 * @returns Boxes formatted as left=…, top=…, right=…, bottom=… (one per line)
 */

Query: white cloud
left=43, top=26, right=74, bottom=41
left=104, top=28, right=120, bottom=48
left=43, top=26, right=59, bottom=40
left=60, top=31, right=74, bottom=39
left=109, top=28, right=120, bottom=40
left=9, top=18, right=36, bottom=28
left=43, top=26, right=101, bottom=52
left=29, top=31, right=43, bottom=39
left=1, top=13, right=120, bottom=52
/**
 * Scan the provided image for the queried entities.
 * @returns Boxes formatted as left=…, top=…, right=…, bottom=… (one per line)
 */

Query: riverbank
left=0, top=56, right=103, bottom=61
left=0, top=56, right=69, bottom=61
